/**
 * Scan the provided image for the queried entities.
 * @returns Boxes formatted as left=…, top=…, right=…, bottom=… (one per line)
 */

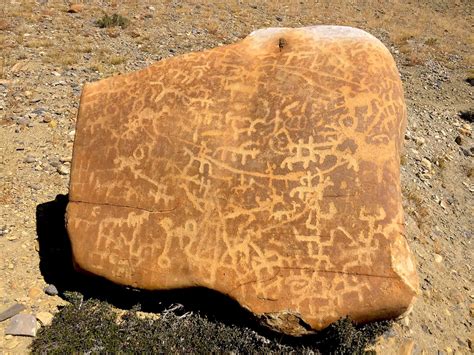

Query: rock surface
left=67, top=25, right=418, bottom=335
left=0, top=304, right=26, bottom=322
left=5, top=314, right=37, bottom=337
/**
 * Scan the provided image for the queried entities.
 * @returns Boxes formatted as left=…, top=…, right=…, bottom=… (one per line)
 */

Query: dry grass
left=0, top=0, right=471, bottom=69
left=25, top=38, right=54, bottom=49
left=44, top=48, right=79, bottom=67
left=109, top=55, right=126, bottom=65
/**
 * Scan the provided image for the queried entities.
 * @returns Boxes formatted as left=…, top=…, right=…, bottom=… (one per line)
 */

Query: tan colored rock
left=67, top=26, right=419, bottom=335
left=36, top=311, right=54, bottom=326
left=28, top=286, right=43, bottom=299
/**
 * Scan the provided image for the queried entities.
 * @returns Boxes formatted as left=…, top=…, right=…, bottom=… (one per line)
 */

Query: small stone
left=5, top=314, right=37, bottom=337
left=455, top=136, right=462, bottom=145
left=434, top=254, right=443, bottom=263
left=49, top=158, right=61, bottom=168
left=42, top=115, right=52, bottom=123
left=44, top=284, right=58, bottom=296
left=57, top=165, right=70, bottom=175
left=24, top=155, right=36, bottom=163
left=421, top=158, right=432, bottom=170
left=30, top=184, right=42, bottom=191
left=59, top=155, right=72, bottom=163
left=36, top=312, right=53, bottom=326
left=0, top=226, right=8, bottom=236
left=414, top=136, right=425, bottom=146
left=17, top=117, right=29, bottom=126
left=0, top=303, right=26, bottom=322
left=401, top=316, right=410, bottom=327
left=68, top=3, right=84, bottom=13
left=49, top=119, right=57, bottom=128
left=32, top=108, right=46, bottom=116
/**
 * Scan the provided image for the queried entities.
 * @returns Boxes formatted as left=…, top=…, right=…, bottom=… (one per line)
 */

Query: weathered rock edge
left=67, top=26, right=419, bottom=335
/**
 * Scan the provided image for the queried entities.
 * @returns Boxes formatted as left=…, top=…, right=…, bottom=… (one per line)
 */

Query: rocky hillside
left=0, top=1, right=472, bottom=353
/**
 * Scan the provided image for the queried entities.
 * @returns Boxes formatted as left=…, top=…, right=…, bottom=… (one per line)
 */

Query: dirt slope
left=0, top=1, right=472, bottom=353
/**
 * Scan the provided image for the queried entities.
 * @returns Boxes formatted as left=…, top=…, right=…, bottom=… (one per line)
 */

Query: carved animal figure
left=67, top=26, right=419, bottom=335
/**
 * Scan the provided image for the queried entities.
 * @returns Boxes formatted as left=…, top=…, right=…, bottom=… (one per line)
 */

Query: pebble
left=0, top=303, right=26, bottom=322
left=24, top=155, right=36, bottom=163
left=30, top=184, right=42, bottom=191
left=434, top=254, right=443, bottom=263
left=32, top=108, right=46, bottom=116
left=36, top=311, right=53, bottom=326
left=414, top=136, right=426, bottom=146
left=44, top=284, right=58, bottom=296
left=0, top=226, right=9, bottom=236
left=57, top=165, right=70, bottom=175
left=421, top=158, right=432, bottom=170
left=16, top=117, right=30, bottom=126
left=455, top=136, right=462, bottom=145
left=59, top=155, right=72, bottom=163
left=49, top=158, right=61, bottom=168
left=50, top=120, right=59, bottom=129
left=5, top=314, right=37, bottom=337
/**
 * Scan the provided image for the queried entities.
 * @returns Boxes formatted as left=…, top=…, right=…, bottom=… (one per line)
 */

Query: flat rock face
left=5, top=314, right=37, bottom=337
left=67, top=26, right=419, bottom=335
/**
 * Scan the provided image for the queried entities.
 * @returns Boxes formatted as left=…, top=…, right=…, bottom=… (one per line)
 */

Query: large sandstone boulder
left=67, top=26, right=419, bottom=335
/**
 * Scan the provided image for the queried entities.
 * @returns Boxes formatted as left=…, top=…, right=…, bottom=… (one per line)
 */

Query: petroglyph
left=67, top=26, right=419, bottom=335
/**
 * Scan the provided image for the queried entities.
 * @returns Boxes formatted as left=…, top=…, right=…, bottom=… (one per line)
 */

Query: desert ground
left=0, top=0, right=472, bottom=353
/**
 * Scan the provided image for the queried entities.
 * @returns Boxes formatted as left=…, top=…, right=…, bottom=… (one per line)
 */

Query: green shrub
left=31, top=291, right=391, bottom=354
left=96, top=13, right=129, bottom=29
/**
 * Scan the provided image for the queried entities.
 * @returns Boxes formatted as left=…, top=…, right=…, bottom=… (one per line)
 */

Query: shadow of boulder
left=35, top=194, right=392, bottom=353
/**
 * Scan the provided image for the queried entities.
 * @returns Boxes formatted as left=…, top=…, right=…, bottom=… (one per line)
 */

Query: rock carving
left=67, top=25, right=419, bottom=335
